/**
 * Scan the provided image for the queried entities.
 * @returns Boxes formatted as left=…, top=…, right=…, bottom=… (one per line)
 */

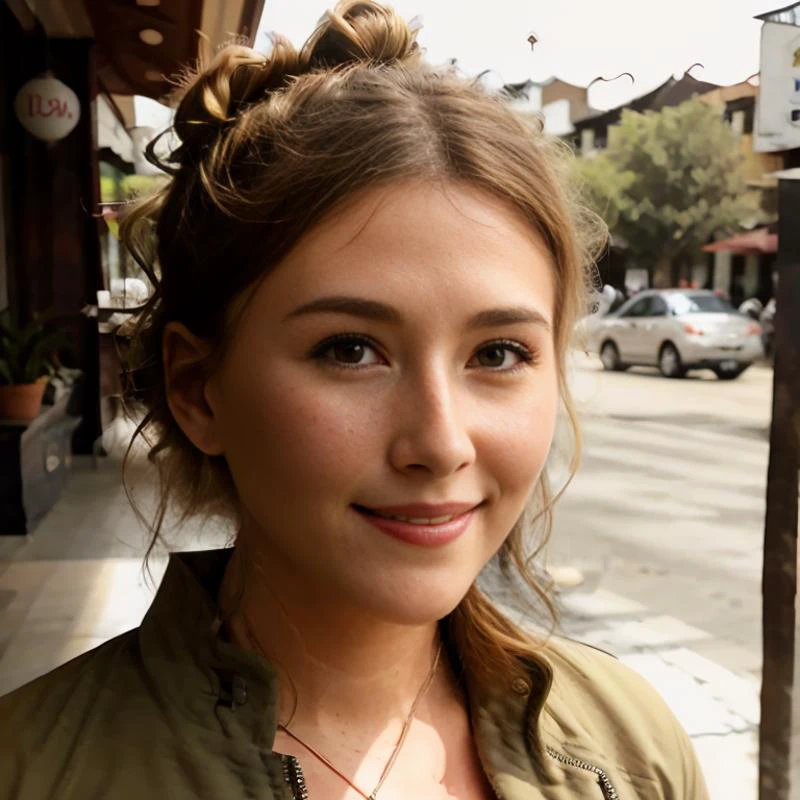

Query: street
left=553, top=352, right=770, bottom=678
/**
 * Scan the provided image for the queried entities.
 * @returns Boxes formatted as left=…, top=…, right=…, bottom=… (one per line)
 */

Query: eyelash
left=309, top=333, right=538, bottom=374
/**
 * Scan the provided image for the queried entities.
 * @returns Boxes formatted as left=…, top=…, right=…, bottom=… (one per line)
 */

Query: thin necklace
left=241, top=615, right=441, bottom=800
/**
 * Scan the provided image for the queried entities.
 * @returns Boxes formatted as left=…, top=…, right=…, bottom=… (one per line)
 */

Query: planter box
left=0, top=391, right=81, bottom=535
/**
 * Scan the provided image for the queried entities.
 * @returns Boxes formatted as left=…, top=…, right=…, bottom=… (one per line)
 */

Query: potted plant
left=0, top=309, right=66, bottom=421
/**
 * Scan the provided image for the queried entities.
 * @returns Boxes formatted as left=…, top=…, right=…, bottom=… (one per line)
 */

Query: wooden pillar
left=759, top=175, right=800, bottom=799
left=3, top=12, right=103, bottom=453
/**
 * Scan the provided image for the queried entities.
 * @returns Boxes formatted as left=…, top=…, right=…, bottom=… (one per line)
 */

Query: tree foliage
left=575, top=98, right=759, bottom=283
left=119, top=173, right=168, bottom=199
left=100, top=173, right=168, bottom=203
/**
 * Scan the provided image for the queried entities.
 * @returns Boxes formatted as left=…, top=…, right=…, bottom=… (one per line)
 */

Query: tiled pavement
left=0, top=457, right=230, bottom=695
left=560, top=590, right=758, bottom=799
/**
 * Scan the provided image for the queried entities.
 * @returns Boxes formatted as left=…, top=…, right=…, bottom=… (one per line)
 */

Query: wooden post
left=759, top=175, right=800, bottom=799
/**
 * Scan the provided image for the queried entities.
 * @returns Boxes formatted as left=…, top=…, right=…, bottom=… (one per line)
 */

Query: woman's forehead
left=300, top=180, right=544, bottom=256
left=263, top=180, right=555, bottom=310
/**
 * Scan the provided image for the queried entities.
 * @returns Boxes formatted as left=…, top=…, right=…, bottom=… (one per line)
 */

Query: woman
left=0, top=2, right=708, bottom=798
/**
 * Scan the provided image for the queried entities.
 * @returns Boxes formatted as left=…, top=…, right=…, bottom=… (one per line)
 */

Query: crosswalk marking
left=581, top=416, right=768, bottom=465
left=554, top=587, right=647, bottom=617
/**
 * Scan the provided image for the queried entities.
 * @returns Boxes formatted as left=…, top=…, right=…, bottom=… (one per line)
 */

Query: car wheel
left=658, top=343, right=685, bottom=378
left=714, top=364, right=748, bottom=381
left=600, top=341, right=625, bottom=371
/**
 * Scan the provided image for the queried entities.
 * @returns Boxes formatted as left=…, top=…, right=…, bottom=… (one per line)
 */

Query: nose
left=388, top=369, right=477, bottom=479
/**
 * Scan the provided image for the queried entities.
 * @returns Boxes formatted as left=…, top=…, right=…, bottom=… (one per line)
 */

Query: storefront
left=703, top=225, right=779, bottom=304
left=0, top=0, right=264, bottom=454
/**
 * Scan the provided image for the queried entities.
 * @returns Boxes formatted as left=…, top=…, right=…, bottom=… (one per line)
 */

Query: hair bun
left=302, top=1, right=421, bottom=69
left=164, top=2, right=419, bottom=170
left=171, top=38, right=301, bottom=166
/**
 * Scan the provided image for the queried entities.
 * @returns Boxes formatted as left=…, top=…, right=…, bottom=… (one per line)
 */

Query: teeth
left=375, top=512, right=457, bottom=525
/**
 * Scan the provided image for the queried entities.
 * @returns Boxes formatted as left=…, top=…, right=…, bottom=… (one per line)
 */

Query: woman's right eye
left=310, top=335, right=384, bottom=368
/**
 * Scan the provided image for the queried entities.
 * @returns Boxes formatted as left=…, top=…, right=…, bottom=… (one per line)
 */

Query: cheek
left=482, top=376, right=560, bottom=497
left=214, top=364, right=376, bottom=501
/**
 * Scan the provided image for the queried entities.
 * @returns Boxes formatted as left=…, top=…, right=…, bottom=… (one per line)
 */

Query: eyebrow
left=283, top=295, right=551, bottom=332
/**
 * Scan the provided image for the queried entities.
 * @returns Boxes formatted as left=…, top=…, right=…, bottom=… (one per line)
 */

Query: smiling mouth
left=352, top=503, right=479, bottom=547
left=354, top=506, right=461, bottom=525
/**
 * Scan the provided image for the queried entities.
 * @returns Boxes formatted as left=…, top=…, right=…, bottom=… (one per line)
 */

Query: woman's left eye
left=470, top=340, right=536, bottom=371
left=310, top=334, right=384, bottom=368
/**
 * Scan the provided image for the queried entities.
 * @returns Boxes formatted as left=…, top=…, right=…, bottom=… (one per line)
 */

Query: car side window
left=650, top=296, right=669, bottom=317
left=622, top=298, right=651, bottom=318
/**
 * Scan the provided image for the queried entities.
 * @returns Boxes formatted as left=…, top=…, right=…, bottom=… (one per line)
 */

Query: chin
left=349, top=569, right=479, bottom=627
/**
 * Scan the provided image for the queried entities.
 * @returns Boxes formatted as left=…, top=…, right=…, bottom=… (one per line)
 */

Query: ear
left=163, top=322, right=224, bottom=456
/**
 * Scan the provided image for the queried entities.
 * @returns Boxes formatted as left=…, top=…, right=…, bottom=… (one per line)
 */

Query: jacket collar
left=138, top=548, right=281, bottom=749
left=139, top=548, right=556, bottom=786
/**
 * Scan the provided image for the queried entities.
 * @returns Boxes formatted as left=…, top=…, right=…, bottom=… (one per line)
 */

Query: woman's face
left=206, top=180, right=559, bottom=624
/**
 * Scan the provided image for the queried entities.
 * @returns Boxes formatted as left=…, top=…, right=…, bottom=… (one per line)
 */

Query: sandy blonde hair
left=121, top=0, right=604, bottom=691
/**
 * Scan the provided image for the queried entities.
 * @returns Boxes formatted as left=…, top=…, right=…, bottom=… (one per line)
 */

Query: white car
left=588, top=289, right=763, bottom=380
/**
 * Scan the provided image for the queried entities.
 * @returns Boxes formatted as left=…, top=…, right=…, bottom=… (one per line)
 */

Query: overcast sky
left=136, top=0, right=776, bottom=127
left=258, top=0, right=772, bottom=108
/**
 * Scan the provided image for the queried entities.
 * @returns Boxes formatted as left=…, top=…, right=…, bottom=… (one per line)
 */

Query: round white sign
left=14, top=73, right=80, bottom=142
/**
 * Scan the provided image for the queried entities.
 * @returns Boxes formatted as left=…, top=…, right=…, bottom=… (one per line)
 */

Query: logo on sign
left=26, top=93, right=75, bottom=120
left=13, top=73, right=80, bottom=142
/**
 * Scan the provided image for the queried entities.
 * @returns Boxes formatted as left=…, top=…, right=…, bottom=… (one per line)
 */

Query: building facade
left=0, top=0, right=264, bottom=453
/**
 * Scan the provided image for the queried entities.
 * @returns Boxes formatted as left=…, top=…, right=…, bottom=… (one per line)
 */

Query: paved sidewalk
left=562, top=588, right=758, bottom=799
left=0, top=458, right=759, bottom=798
left=0, top=457, right=229, bottom=695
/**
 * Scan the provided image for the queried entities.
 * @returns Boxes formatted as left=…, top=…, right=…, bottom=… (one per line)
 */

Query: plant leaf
left=0, top=358, right=14, bottom=385
left=0, top=309, right=66, bottom=385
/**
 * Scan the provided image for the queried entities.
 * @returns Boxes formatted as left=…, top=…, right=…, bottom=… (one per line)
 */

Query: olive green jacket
left=0, top=550, right=708, bottom=799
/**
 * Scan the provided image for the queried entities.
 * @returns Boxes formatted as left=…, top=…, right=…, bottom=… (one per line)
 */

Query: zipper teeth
left=546, top=745, right=620, bottom=800
left=282, top=742, right=618, bottom=800
left=281, top=754, right=310, bottom=800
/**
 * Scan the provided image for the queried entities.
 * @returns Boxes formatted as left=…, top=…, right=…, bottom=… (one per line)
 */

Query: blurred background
left=1, top=1, right=798, bottom=797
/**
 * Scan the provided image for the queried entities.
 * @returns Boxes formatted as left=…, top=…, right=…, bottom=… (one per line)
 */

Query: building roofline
left=572, top=76, right=673, bottom=125
left=572, top=72, right=721, bottom=127
left=540, top=76, right=587, bottom=90
left=501, top=75, right=587, bottom=94
left=755, top=1, right=800, bottom=21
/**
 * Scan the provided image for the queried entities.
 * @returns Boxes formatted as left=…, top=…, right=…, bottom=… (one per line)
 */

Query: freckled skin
left=207, top=180, right=559, bottom=625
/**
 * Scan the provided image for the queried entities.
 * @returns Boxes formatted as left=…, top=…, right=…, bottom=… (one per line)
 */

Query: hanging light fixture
left=14, top=71, right=81, bottom=143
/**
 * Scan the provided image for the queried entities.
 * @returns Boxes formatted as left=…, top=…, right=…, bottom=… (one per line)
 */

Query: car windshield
left=669, top=293, right=735, bottom=315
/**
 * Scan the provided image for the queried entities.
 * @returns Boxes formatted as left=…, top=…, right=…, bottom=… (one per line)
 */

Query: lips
left=352, top=502, right=481, bottom=547
left=369, top=510, right=458, bottom=525
left=357, top=501, right=481, bottom=520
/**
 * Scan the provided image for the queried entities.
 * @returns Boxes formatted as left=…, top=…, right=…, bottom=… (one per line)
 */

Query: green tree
left=575, top=98, right=759, bottom=286
left=119, top=173, right=168, bottom=199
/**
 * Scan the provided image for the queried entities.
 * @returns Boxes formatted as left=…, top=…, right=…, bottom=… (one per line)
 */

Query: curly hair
left=119, top=0, right=605, bottom=691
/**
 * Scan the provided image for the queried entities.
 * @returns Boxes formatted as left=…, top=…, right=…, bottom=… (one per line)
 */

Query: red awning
left=703, top=227, right=778, bottom=255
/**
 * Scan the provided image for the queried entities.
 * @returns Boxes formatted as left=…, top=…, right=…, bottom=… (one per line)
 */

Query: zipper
left=281, top=754, right=309, bottom=800
left=281, top=742, right=619, bottom=799
left=546, top=745, right=620, bottom=800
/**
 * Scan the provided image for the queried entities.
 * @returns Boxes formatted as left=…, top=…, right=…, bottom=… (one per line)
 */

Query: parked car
left=589, top=289, right=763, bottom=380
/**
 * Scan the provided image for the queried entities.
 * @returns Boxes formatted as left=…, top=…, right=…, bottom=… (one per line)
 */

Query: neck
left=219, top=544, right=462, bottom=733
